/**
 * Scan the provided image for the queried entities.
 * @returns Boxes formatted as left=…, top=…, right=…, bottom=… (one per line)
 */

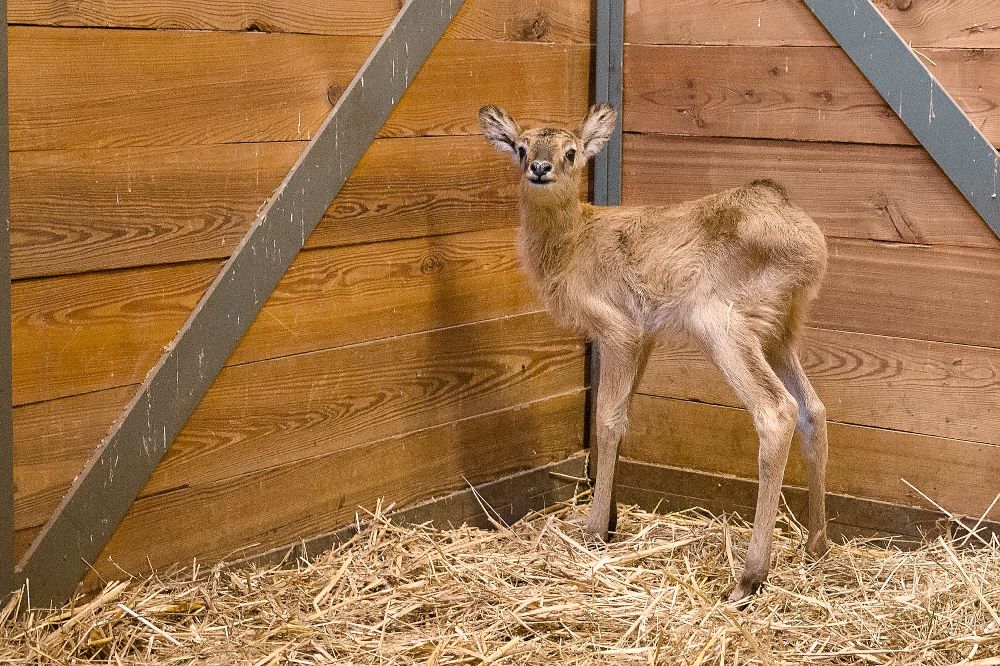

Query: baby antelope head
left=477, top=103, right=618, bottom=195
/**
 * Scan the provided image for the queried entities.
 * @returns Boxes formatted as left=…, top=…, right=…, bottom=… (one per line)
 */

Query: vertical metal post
left=0, top=0, right=13, bottom=596
left=587, top=0, right=624, bottom=477
left=593, top=0, right=623, bottom=206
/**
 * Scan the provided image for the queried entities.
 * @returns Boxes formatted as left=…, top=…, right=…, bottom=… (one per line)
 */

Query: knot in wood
left=517, top=14, right=551, bottom=41
left=420, top=254, right=445, bottom=275
left=893, top=0, right=912, bottom=10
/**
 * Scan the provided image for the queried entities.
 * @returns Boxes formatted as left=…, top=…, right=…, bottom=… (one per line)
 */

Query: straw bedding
left=3, top=497, right=1000, bottom=665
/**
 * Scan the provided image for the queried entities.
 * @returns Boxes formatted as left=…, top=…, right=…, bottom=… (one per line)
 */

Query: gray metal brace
left=16, top=0, right=465, bottom=607
left=805, top=0, right=1000, bottom=238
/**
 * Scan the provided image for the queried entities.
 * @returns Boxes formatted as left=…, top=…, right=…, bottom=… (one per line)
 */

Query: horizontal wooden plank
left=616, top=459, right=998, bottom=545
left=11, top=142, right=301, bottom=278
left=12, top=29, right=589, bottom=150
left=8, top=0, right=389, bottom=31
left=444, top=0, right=591, bottom=43
left=312, top=134, right=548, bottom=247
left=82, top=390, right=584, bottom=585
left=625, top=0, right=1000, bottom=49
left=637, top=327, right=1000, bottom=445
left=13, top=227, right=538, bottom=405
left=12, top=135, right=532, bottom=278
left=382, top=39, right=590, bottom=138
left=8, top=0, right=402, bottom=33
left=384, top=455, right=585, bottom=535
left=622, top=133, right=1000, bottom=249
left=12, top=261, right=219, bottom=406
left=10, top=0, right=591, bottom=43
left=815, top=238, right=1000, bottom=348
left=13, top=386, right=138, bottom=534
left=233, top=227, right=536, bottom=364
left=623, top=394, right=1000, bottom=522
left=623, top=45, right=1000, bottom=147
left=146, top=311, right=582, bottom=497
left=10, top=27, right=374, bottom=151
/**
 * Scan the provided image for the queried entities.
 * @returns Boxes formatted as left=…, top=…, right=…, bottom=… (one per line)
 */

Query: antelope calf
left=478, top=104, right=829, bottom=601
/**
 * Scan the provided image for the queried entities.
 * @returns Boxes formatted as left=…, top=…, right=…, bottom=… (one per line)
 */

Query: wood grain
left=314, top=132, right=587, bottom=247
left=13, top=386, right=138, bottom=533
left=14, top=312, right=581, bottom=539
left=17, top=233, right=997, bottom=432
left=10, top=0, right=592, bottom=43
left=12, top=261, right=219, bottom=406
left=622, top=133, right=1000, bottom=249
left=234, top=227, right=537, bottom=365
left=445, top=0, right=591, bottom=43
left=625, top=0, right=1000, bottom=49
left=637, top=327, right=1000, bottom=445
left=815, top=238, right=1000, bottom=348
left=623, top=394, right=1000, bottom=522
left=12, top=136, right=531, bottom=278
left=11, top=142, right=302, bottom=278
left=11, top=28, right=589, bottom=150
left=9, top=0, right=402, bottom=34
left=309, top=135, right=537, bottom=251
left=145, top=311, right=582, bottom=496
left=84, top=390, right=584, bottom=585
left=13, top=227, right=539, bottom=405
left=10, top=27, right=375, bottom=151
left=624, top=45, right=1000, bottom=147
left=382, top=39, right=590, bottom=138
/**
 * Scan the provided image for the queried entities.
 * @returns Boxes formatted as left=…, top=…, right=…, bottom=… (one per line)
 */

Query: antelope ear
left=579, top=104, right=618, bottom=159
left=478, top=105, right=521, bottom=161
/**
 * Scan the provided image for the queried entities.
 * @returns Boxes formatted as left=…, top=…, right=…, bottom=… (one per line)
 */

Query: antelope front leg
left=585, top=336, right=645, bottom=541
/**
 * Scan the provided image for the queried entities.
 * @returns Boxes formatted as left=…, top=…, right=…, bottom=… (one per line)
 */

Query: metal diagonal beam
left=804, top=0, right=1000, bottom=238
left=0, top=1, right=13, bottom=598
left=16, top=0, right=465, bottom=607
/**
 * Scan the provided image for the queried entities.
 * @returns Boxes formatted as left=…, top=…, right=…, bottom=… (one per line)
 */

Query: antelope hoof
left=806, top=533, right=831, bottom=560
left=727, top=579, right=762, bottom=605
left=727, top=569, right=764, bottom=605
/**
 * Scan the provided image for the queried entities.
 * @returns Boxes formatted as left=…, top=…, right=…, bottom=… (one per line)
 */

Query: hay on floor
left=3, top=496, right=1000, bottom=665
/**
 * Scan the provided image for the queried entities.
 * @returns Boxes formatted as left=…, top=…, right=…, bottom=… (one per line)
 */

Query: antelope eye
left=517, top=145, right=526, bottom=161
left=565, top=148, right=577, bottom=164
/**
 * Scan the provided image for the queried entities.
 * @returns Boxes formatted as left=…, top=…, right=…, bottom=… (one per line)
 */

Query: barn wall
left=621, top=0, right=1000, bottom=528
left=11, top=0, right=593, bottom=579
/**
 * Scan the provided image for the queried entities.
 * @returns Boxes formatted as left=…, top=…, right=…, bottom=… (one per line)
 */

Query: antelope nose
left=530, top=160, right=553, bottom=177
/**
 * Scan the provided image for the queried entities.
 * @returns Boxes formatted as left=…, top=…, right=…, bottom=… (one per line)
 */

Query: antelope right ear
left=478, top=105, right=521, bottom=161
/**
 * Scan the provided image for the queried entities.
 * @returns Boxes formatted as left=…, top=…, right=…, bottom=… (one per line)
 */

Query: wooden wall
left=11, top=0, right=593, bottom=581
left=621, top=0, right=1000, bottom=529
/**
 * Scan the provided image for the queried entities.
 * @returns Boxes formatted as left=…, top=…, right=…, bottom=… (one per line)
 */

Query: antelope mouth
left=527, top=176, right=554, bottom=186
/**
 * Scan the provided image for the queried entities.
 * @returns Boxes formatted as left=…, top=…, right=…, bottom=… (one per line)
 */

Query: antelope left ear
left=578, top=104, right=618, bottom=159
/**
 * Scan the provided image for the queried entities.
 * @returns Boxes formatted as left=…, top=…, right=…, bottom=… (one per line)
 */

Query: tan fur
left=479, top=104, right=831, bottom=602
